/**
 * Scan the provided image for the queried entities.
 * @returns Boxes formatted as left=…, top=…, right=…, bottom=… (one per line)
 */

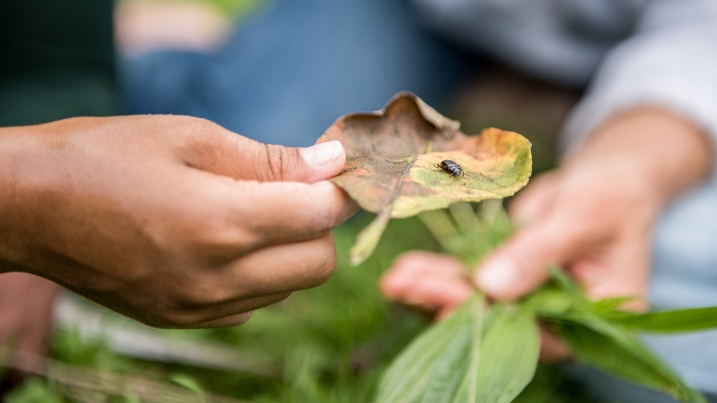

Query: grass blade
left=608, top=307, right=717, bottom=334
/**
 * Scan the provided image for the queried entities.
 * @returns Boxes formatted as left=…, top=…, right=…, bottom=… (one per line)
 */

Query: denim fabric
left=121, top=0, right=472, bottom=147
left=643, top=184, right=717, bottom=394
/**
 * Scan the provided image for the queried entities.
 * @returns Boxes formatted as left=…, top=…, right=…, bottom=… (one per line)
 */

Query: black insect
left=436, top=159, right=464, bottom=178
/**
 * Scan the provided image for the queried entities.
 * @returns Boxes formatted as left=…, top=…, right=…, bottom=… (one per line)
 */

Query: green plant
left=376, top=202, right=717, bottom=403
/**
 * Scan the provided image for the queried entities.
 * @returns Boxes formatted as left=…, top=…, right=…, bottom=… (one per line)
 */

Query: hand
left=0, top=273, right=61, bottom=357
left=382, top=108, right=712, bottom=360
left=0, top=116, right=357, bottom=328
left=381, top=252, right=571, bottom=361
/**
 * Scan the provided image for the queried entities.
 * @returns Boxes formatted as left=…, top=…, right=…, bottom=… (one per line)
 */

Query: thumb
left=239, top=138, right=346, bottom=183
left=473, top=220, right=585, bottom=301
left=184, top=127, right=346, bottom=183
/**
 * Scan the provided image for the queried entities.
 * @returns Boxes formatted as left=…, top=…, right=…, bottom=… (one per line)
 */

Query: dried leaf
left=317, top=92, right=532, bottom=264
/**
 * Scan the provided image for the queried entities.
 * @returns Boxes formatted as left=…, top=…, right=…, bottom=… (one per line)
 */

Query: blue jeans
left=121, top=0, right=717, bottom=400
left=643, top=184, right=717, bottom=395
left=120, top=0, right=472, bottom=147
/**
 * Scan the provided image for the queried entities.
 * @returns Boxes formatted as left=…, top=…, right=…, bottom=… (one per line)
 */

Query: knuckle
left=185, top=116, right=222, bottom=133
left=199, top=222, right=249, bottom=253
left=182, top=210, right=253, bottom=258
left=262, top=144, right=296, bottom=181
left=173, top=117, right=227, bottom=153
left=165, top=116, right=218, bottom=137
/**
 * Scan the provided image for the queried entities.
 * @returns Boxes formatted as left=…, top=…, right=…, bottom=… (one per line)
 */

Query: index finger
left=189, top=172, right=359, bottom=252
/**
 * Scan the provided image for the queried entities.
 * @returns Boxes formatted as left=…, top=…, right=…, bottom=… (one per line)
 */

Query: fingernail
left=475, top=256, right=519, bottom=296
left=300, top=141, right=343, bottom=166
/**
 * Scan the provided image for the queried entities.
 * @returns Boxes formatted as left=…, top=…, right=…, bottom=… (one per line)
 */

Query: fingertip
left=474, top=255, right=522, bottom=301
left=401, top=275, right=473, bottom=312
left=380, top=270, right=413, bottom=299
left=380, top=253, right=451, bottom=299
left=299, top=140, right=346, bottom=183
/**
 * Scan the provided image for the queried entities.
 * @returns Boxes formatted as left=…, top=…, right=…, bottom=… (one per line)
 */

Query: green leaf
left=350, top=211, right=392, bottom=266
left=375, top=297, right=476, bottom=403
left=169, top=373, right=205, bottom=402
left=454, top=304, right=540, bottom=403
left=376, top=298, right=539, bottom=403
left=511, top=366, right=563, bottom=403
left=4, top=378, right=63, bottom=403
left=420, top=295, right=484, bottom=403
left=554, top=318, right=705, bottom=403
left=590, top=297, right=637, bottom=316
left=608, top=307, right=717, bottom=334
left=547, top=267, right=583, bottom=300
left=318, top=92, right=532, bottom=265
left=523, top=285, right=574, bottom=318
left=418, top=324, right=472, bottom=403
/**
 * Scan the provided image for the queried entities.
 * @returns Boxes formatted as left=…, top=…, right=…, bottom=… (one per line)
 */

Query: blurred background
left=1, top=0, right=585, bottom=401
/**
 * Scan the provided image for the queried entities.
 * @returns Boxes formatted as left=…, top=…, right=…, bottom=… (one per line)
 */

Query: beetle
left=436, top=159, right=464, bottom=178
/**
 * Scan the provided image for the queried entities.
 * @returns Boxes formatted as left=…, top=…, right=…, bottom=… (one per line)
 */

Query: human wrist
left=565, top=108, right=713, bottom=205
left=0, top=125, right=42, bottom=275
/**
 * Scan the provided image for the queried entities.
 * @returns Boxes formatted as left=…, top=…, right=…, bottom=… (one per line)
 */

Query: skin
left=0, top=273, right=61, bottom=357
left=0, top=115, right=357, bottom=335
left=381, top=108, right=714, bottom=361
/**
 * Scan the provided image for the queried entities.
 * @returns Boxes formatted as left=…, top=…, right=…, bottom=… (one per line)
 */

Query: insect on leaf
left=316, top=92, right=532, bottom=265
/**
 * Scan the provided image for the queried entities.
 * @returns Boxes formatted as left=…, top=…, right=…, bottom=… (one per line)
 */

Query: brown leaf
left=317, top=92, right=532, bottom=265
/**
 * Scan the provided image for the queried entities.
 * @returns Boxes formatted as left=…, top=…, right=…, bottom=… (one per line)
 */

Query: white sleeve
left=561, top=0, right=717, bottom=174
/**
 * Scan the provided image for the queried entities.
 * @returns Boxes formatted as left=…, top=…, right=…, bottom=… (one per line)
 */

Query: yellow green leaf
left=317, top=92, right=532, bottom=265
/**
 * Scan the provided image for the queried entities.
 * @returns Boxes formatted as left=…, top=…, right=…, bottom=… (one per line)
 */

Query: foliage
left=4, top=377, right=65, bottom=403
left=381, top=204, right=709, bottom=403
left=317, top=92, right=531, bottom=264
